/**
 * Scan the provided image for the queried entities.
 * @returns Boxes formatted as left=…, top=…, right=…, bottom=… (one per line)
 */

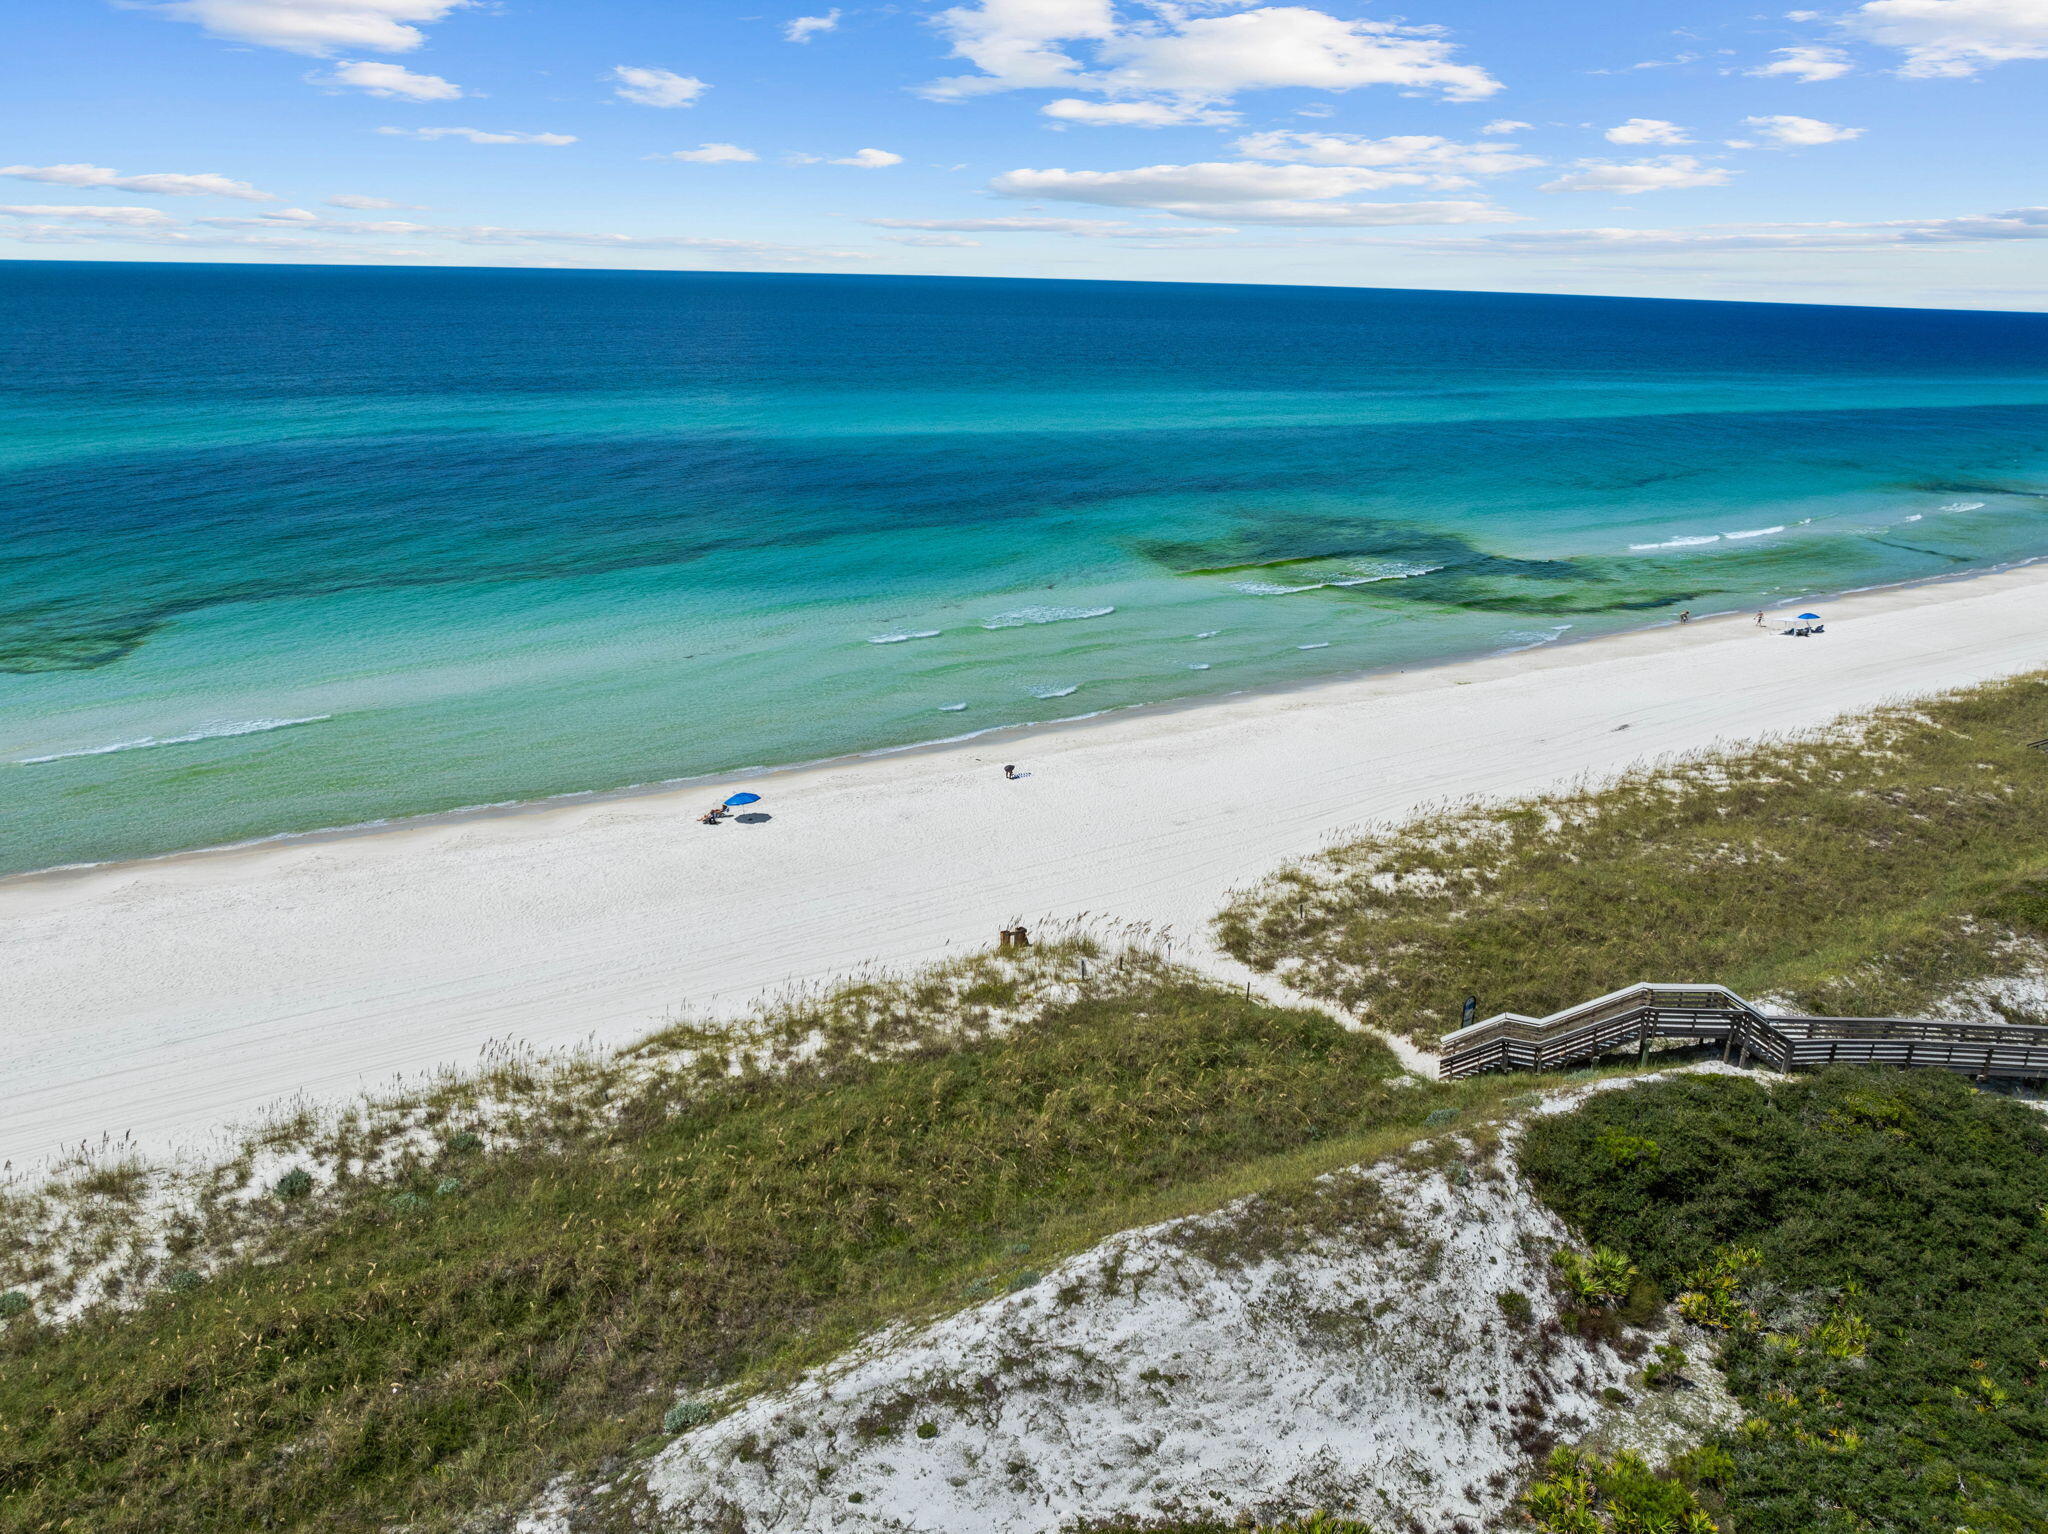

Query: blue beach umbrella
left=724, top=792, right=762, bottom=807
left=1796, top=612, right=1822, bottom=621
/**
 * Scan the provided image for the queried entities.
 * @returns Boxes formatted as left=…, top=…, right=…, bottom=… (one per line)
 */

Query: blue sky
left=4, top=0, right=2045, bottom=306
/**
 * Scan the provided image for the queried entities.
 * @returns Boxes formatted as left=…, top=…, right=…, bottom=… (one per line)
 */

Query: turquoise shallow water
left=5, top=261, right=2048, bottom=876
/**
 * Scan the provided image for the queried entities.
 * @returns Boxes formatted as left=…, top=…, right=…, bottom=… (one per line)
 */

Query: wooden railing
left=1438, top=982, right=2048, bottom=1080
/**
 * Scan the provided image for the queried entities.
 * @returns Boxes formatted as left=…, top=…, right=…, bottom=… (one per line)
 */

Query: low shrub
left=271, top=1168, right=314, bottom=1201
left=1523, top=1068, right=2048, bottom=1534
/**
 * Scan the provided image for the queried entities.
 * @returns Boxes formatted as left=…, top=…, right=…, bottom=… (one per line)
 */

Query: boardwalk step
left=1439, top=981, right=2048, bottom=1081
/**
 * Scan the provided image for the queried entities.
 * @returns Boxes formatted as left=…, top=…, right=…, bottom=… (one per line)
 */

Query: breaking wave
left=1496, top=624, right=1573, bottom=653
left=1629, top=534, right=1722, bottom=550
left=1723, top=525, right=1785, bottom=540
left=15, top=715, right=333, bottom=766
left=1328, top=561, right=1444, bottom=585
left=1025, top=683, right=1080, bottom=698
left=981, top=605, right=1115, bottom=629
left=867, top=629, right=941, bottom=644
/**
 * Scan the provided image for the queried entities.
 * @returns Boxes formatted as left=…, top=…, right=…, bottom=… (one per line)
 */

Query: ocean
left=5, top=260, right=2048, bottom=876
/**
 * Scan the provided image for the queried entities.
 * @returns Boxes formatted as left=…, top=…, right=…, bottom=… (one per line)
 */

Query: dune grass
left=1521, top=1067, right=2048, bottom=1534
left=0, top=938, right=1555, bottom=1534
left=1218, top=670, right=2048, bottom=1046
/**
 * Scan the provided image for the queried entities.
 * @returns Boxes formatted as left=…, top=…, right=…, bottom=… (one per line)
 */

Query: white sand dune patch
left=636, top=1155, right=1581, bottom=1531
left=518, top=1093, right=1737, bottom=1534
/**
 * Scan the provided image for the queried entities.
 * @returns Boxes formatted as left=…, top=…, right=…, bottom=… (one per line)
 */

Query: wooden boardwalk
left=1439, top=982, right=2048, bottom=1080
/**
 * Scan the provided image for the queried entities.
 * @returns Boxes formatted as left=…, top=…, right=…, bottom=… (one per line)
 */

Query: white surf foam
left=867, top=629, right=941, bottom=644
left=1496, top=625, right=1573, bottom=653
left=1328, top=561, right=1445, bottom=585
left=1723, top=525, right=1785, bottom=540
left=1188, top=662, right=1212, bottom=670
left=1194, top=630, right=1218, bottom=638
left=1231, top=581, right=1325, bottom=596
left=1025, top=683, right=1080, bottom=698
left=938, top=702, right=968, bottom=712
left=1902, top=514, right=1923, bottom=523
left=1629, top=534, right=1721, bottom=550
left=980, top=606, right=1115, bottom=629
left=1296, top=642, right=1331, bottom=650
left=1941, top=501, right=1986, bottom=512
left=14, top=715, right=333, bottom=766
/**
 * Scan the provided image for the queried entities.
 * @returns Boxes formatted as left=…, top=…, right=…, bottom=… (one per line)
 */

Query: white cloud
left=831, top=148, right=904, bottom=167
left=1747, top=44, right=1855, bottom=80
left=989, top=160, right=1517, bottom=224
left=880, top=232, right=983, bottom=246
left=784, top=9, right=840, bottom=42
left=1840, top=0, right=2048, bottom=77
left=0, top=162, right=276, bottom=200
left=321, top=59, right=462, bottom=98
left=0, top=204, right=177, bottom=226
left=1481, top=118, right=1532, bottom=134
left=1041, top=97, right=1236, bottom=126
left=326, top=192, right=421, bottom=208
left=922, top=2, right=1500, bottom=104
left=156, top=0, right=471, bottom=56
left=203, top=208, right=428, bottom=233
left=610, top=66, right=709, bottom=107
left=1604, top=117, right=1690, bottom=145
left=1230, top=131, right=1541, bottom=180
left=657, top=143, right=759, bottom=163
left=863, top=214, right=1238, bottom=236
left=0, top=211, right=880, bottom=266
left=1740, top=113, right=1864, bottom=146
left=376, top=127, right=576, bottom=144
left=1410, top=204, right=2048, bottom=254
left=1539, top=155, right=1732, bottom=194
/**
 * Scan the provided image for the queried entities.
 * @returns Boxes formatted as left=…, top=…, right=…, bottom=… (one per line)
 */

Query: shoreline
left=8, top=558, right=2048, bottom=1174
left=10, top=552, right=2041, bottom=890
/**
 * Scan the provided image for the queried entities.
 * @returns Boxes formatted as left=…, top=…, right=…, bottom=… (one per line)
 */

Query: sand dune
left=7, top=566, right=2048, bottom=1174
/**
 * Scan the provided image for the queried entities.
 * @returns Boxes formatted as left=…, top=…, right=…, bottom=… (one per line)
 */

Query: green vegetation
left=1522, top=1068, right=2048, bottom=1534
left=1220, top=671, right=2048, bottom=1043
left=1518, top=1446, right=1725, bottom=1534
left=0, top=939, right=1546, bottom=1534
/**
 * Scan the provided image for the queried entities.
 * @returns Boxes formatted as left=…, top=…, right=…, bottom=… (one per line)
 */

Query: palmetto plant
left=1557, top=1245, right=1638, bottom=1307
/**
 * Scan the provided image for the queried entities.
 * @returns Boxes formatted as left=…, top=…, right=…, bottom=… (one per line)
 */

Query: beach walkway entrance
left=1440, top=983, right=2048, bottom=1081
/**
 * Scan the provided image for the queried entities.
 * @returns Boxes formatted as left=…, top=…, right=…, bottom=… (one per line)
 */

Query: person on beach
left=1003, top=764, right=1019, bottom=780
left=1679, top=610, right=1692, bottom=623
left=1755, top=611, right=1766, bottom=627
left=698, top=804, right=728, bottom=824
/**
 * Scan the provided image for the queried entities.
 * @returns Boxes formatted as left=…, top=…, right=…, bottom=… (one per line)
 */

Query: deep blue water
left=4, top=260, right=2047, bottom=874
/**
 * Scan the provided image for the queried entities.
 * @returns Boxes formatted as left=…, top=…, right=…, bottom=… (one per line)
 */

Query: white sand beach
left=8, top=566, right=2048, bottom=1175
